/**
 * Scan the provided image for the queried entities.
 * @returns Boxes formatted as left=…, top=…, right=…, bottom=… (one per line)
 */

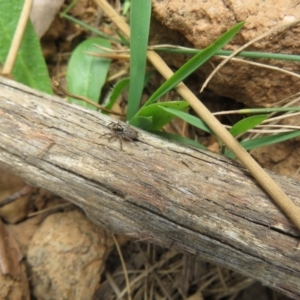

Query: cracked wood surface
left=0, top=77, right=300, bottom=298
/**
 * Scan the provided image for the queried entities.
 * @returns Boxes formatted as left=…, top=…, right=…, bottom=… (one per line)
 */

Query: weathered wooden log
left=0, top=76, right=300, bottom=298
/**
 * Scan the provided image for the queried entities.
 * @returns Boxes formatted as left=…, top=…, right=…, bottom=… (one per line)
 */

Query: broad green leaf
left=127, top=0, right=151, bottom=120
left=152, top=131, right=206, bottom=150
left=134, top=101, right=189, bottom=130
left=229, top=114, right=268, bottom=136
left=66, top=37, right=111, bottom=110
left=144, top=21, right=245, bottom=106
left=160, top=107, right=213, bottom=134
left=129, top=115, right=153, bottom=129
left=0, top=0, right=52, bottom=94
left=225, top=131, right=300, bottom=158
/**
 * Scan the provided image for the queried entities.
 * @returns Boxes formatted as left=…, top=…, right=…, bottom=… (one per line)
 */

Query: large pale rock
left=27, top=210, right=114, bottom=300
left=152, top=0, right=300, bottom=108
left=152, top=0, right=300, bottom=179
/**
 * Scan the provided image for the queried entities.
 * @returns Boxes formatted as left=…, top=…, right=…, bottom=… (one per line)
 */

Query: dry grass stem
left=99, top=241, right=259, bottom=299
left=111, top=233, right=132, bottom=300
left=200, top=18, right=300, bottom=92
left=52, top=80, right=125, bottom=116
left=1, top=0, right=33, bottom=76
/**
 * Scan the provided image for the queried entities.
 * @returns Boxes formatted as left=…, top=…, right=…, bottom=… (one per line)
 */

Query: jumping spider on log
left=99, top=122, right=139, bottom=150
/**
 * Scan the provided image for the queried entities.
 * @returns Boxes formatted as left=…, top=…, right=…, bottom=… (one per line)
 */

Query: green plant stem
left=61, top=0, right=79, bottom=14
left=153, top=47, right=300, bottom=62
left=60, top=13, right=126, bottom=45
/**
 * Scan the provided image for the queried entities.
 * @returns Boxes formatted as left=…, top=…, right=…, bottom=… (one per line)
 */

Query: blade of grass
left=242, top=131, right=300, bottom=149
left=237, top=107, right=300, bottom=114
left=143, top=21, right=245, bottom=107
left=60, top=13, right=126, bottom=45
left=213, top=106, right=300, bottom=116
left=229, top=115, right=268, bottom=136
left=61, top=0, right=79, bottom=14
left=225, top=131, right=300, bottom=158
left=152, top=131, right=207, bottom=150
left=132, top=101, right=189, bottom=130
left=123, top=0, right=131, bottom=15
left=160, top=107, right=212, bottom=134
left=126, top=0, right=151, bottom=120
left=103, top=78, right=130, bottom=113
left=129, top=115, right=153, bottom=129
left=153, top=47, right=300, bottom=62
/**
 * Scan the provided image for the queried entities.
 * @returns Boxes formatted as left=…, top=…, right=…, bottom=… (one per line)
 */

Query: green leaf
left=155, top=47, right=300, bottom=63
left=229, top=114, right=268, bottom=136
left=144, top=21, right=245, bottom=107
left=152, top=131, right=206, bottom=150
left=225, top=131, right=300, bottom=158
left=133, top=101, right=189, bottom=130
left=123, top=0, right=131, bottom=15
left=115, top=29, right=130, bottom=45
left=61, top=13, right=126, bottom=45
left=104, top=78, right=130, bottom=113
left=129, top=115, right=153, bottom=129
left=127, top=0, right=151, bottom=120
left=0, top=0, right=52, bottom=94
left=238, top=107, right=300, bottom=114
left=66, top=37, right=111, bottom=110
left=160, top=107, right=213, bottom=134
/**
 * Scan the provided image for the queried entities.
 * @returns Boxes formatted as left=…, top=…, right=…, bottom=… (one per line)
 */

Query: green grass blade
left=61, top=13, right=126, bottom=45
left=66, top=37, right=111, bottom=110
left=225, top=131, right=300, bottom=158
left=144, top=21, right=245, bottom=107
left=129, top=115, right=153, bottom=129
left=160, top=107, right=213, bottom=134
left=61, top=0, right=79, bottom=14
left=104, top=78, right=130, bottom=112
left=132, top=101, right=189, bottom=130
left=123, top=0, right=131, bottom=15
left=0, top=0, right=52, bottom=94
left=237, top=107, right=300, bottom=114
left=127, top=0, right=151, bottom=120
left=155, top=48, right=300, bottom=62
left=229, top=115, right=268, bottom=136
left=241, top=131, right=300, bottom=150
left=151, top=131, right=207, bottom=150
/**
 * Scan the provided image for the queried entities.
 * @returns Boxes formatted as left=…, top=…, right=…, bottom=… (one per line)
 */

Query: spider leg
left=123, top=136, right=139, bottom=146
left=108, top=135, right=117, bottom=142
left=99, top=133, right=111, bottom=138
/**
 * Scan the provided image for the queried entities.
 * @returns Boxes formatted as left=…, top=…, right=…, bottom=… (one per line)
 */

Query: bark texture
left=0, top=77, right=300, bottom=298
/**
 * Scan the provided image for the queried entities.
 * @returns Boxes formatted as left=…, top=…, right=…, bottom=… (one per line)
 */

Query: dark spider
left=99, top=122, right=139, bottom=150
